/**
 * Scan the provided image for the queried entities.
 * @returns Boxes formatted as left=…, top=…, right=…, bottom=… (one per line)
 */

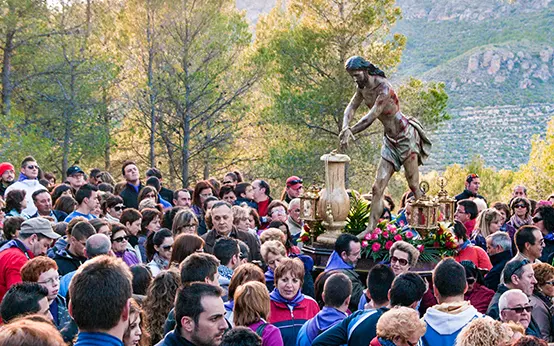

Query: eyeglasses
left=26, top=165, right=39, bottom=170
left=287, top=179, right=303, bottom=185
left=271, top=210, right=287, bottom=216
left=390, top=256, right=409, bottom=266
left=466, top=277, right=476, bottom=284
left=200, top=193, right=213, bottom=198
left=533, top=215, right=543, bottom=223
left=223, top=181, right=233, bottom=185
left=161, top=245, right=173, bottom=251
left=545, top=281, right=554, bottom=286
left=182, top=224, right=197, bottom=230
left=113, top=236, right=129, bottom=243
left=113, top=205, right=125, bottom=212
left=514, top=204, right=527, bottom=209
left=503, top=305, right=533, bottom=314
left=38, top=276, right=60, bottom=285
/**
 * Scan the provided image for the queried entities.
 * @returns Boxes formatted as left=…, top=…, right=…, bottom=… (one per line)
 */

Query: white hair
left=288, top=198, right=300, bottom=209
left=486, top=232, right=512, bottom=252
left=498, top=289, right=527, bottom=312
left=473, top=198, right=488, bottom=213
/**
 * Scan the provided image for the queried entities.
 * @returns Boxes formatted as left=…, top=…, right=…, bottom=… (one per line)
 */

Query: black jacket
left=202, top=227, right=261, bottom=262
left=119, top=182, right=143, bottom=210
left=455, top=189, right=486, bottom=203
left=54, top=248, right=87, bottom=276
left=30, top=210, right=68, bottom=223
left=156, top=328, right=197, bottom=346
left=484, top=250, right=512, bottom=291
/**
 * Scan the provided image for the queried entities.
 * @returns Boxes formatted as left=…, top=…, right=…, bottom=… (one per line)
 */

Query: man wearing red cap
left=0, top=162, right=15, bottom=198
left=283, top=176, right=304, bottom=204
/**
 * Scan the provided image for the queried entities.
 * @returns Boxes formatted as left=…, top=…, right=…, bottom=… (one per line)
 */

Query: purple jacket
left=248, top=320, right=283, bottom=346
left=115, top=250, right=140, bottom=267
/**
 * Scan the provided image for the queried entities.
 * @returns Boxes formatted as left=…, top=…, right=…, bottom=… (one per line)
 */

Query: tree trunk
left=102, top=89, right=111, bottom=170
left=147, top=2, right=156, bottom=167
left=1, top=31, right=15, bottom=116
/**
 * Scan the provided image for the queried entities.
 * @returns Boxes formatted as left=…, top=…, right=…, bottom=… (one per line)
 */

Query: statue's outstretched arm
left=342, top=91, right=363, bottom=130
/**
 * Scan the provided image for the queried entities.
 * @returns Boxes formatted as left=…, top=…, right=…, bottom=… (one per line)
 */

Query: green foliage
left=344, top=196, right=371, bottom=236
left=397, top=77, right=451, bottom=128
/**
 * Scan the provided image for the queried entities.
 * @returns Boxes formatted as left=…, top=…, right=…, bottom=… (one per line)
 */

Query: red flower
left=303, top=224, right=311, bottom=232
left=385, top=241, right=394, bottom=250
left=394, top=234, right=403, bottom=242
left=437, top=228, right=444, bottom=235
left=433, top=242, right=440, bottom=248
left=417, top=244, right=425, bottom=252
left=372, top=243, right=381, bottom=252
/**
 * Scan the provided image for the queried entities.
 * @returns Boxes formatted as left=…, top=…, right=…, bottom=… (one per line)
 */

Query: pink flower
left=371, top=233, right=379, bottom=240
left=382, top=231, right=389, bottom=238
left=373, top=228, right=382, bottom=235
left=386, top=224, right=397, bottom=234
left=372, top=243, right=381, bottom=252
left=394, top=234, right=403, bottom=241
left=364, top=232, right=372, bottom=240
left=361, top=240, right=369, bottom=248
left=399, top=220, right=406, bottom=227
left=405, top=231, right=414, bottom=239
left=417, top=244, right=425, bottom=252
left=385, top=241, right=394, bottom=250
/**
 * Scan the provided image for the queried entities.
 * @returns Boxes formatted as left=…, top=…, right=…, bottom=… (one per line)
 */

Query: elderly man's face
left=513, top=186, right=527, bottom=198
left=501, top=293, right=532, bottom=329
left=211, top=205, right=233, bottom=236
left=513, top=265, right=537, bottom=296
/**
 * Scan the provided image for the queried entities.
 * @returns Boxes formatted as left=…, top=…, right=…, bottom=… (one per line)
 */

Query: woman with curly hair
left=369, top=306, right=427, bottom=346
left=530, top=263, right=554, bottom=341
left=123, top=298, right=150, bottom=346
left=509, top=197, right=533, bottom=229
left=142, top=269, right=180, bottom=344
left=455, top=315, right=514, bottom=346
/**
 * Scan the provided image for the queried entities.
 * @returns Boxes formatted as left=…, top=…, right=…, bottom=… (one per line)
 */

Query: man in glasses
left=283, top=176, right=303, bottom=204
left=65, top=165, right=86, bottom=192
left=487, top=257, right=537, bottom=321
left=514, top=225, right=545, bottom=263
left=499, top=289, right=540, bottom=337
left=455, top=173, right=486, bottom=203
left=4, top=156, right=46, bottom=216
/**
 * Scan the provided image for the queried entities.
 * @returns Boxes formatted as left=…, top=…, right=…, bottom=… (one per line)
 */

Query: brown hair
left=228, top=263, right=266, bottom=302
left=532, top=263, right=554, bottom=288
left=267, top=200, right=288, bottom=217
left=120, top=208, right=142, bottom=226
left=0, top=315, right=66, bottom=345
left=143, top=269, right=180, bottom=344
left=138, top=186, right=159, bottom=204
left=274, top=258, right=304, bottom=285
left=21, top=257, right=58, bottom=282
left=53, top=195, right=77, bottom=215
left=192, top=180, right=216, bottom=209
left=170, top=234, right=205, bottom=265
left=141, top=208, right=162, bottom=235
left=171, top=209, right=198, bottom=236
left=69, top=256, right=132, bottom=331
left=389, top=241, right=420, bottom=267
left=124, top=298, right=150, bottom=346
left=234, top=281, right=270, bottom=326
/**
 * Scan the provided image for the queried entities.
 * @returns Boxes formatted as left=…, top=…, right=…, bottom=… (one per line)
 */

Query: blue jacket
left=73, top=332, right=123, bottom=346
left=59, top=270, right=76, bottom=298
left=297, top=306, right=348, bottom=346
left=313, top=307, right=388, bottom=346
left=422, top=303, right=481, bottom=346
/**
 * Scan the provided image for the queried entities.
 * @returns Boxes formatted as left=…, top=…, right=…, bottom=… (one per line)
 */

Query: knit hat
left=19, top=218, right=60, bottom=239
left=0, top=162, right=14, bottom=177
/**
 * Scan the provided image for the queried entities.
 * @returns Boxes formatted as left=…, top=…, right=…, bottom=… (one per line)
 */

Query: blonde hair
left=389, top=241, right=420, bottom=267
left=474, top=208, right=502, bottom=238
left=232, top=206, right=249, bottom=226
left=0, top=315, right=66, bottom=345
left=259, top=228, right=286, bottom=244
left=260, top=240, right=286, bottom=263
left=274, top=258, right=304, bottom=285
left=376, top=306, right=426, bottom=341
left=233, top=281, right=270, bottom=326
left=532, top=262, right=554, bottom=288
left=455, top=316, right=513, bottom=346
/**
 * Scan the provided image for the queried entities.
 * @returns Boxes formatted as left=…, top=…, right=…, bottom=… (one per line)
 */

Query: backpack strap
left=255, top=323, right=268, bottom=337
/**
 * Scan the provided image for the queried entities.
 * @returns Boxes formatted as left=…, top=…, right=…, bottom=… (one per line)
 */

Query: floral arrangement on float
left=360, top=220, right=458, bottom=263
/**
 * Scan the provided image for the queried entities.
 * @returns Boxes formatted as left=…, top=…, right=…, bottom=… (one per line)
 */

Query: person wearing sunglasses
left=499, top=289, right=540, bottom=338
left=281, top=176, right=303, bottom=204
left=146, top=228, right=173, bottom=278
left=3, top=156, right=45, bottom=216
left=460, top=261, right=495, bottom=314
left=487, top=258, right=537, bottom=321
left=509, top=197, right=533, bottom=229
left=529, top=263, right=554, bottom=341
left=102, top=194, right=125, bottom=223
left=532, top=204, right=554, bottom=263
left=111, top=223, right=140, bottom=267
left=369, top=306, right=426, bottom=346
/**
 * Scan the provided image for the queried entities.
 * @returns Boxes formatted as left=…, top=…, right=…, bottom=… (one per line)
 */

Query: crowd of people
left=0, top=157, right=554, bottom=346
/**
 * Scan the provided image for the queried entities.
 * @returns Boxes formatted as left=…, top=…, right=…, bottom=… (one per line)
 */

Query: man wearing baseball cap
left=0, top=217, right=60, bottom=304
left=283, top=176, right=304, bottom=203
left=0, top=162, right=15, bottom=198
left=66, top=165, right=86, bottom=191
